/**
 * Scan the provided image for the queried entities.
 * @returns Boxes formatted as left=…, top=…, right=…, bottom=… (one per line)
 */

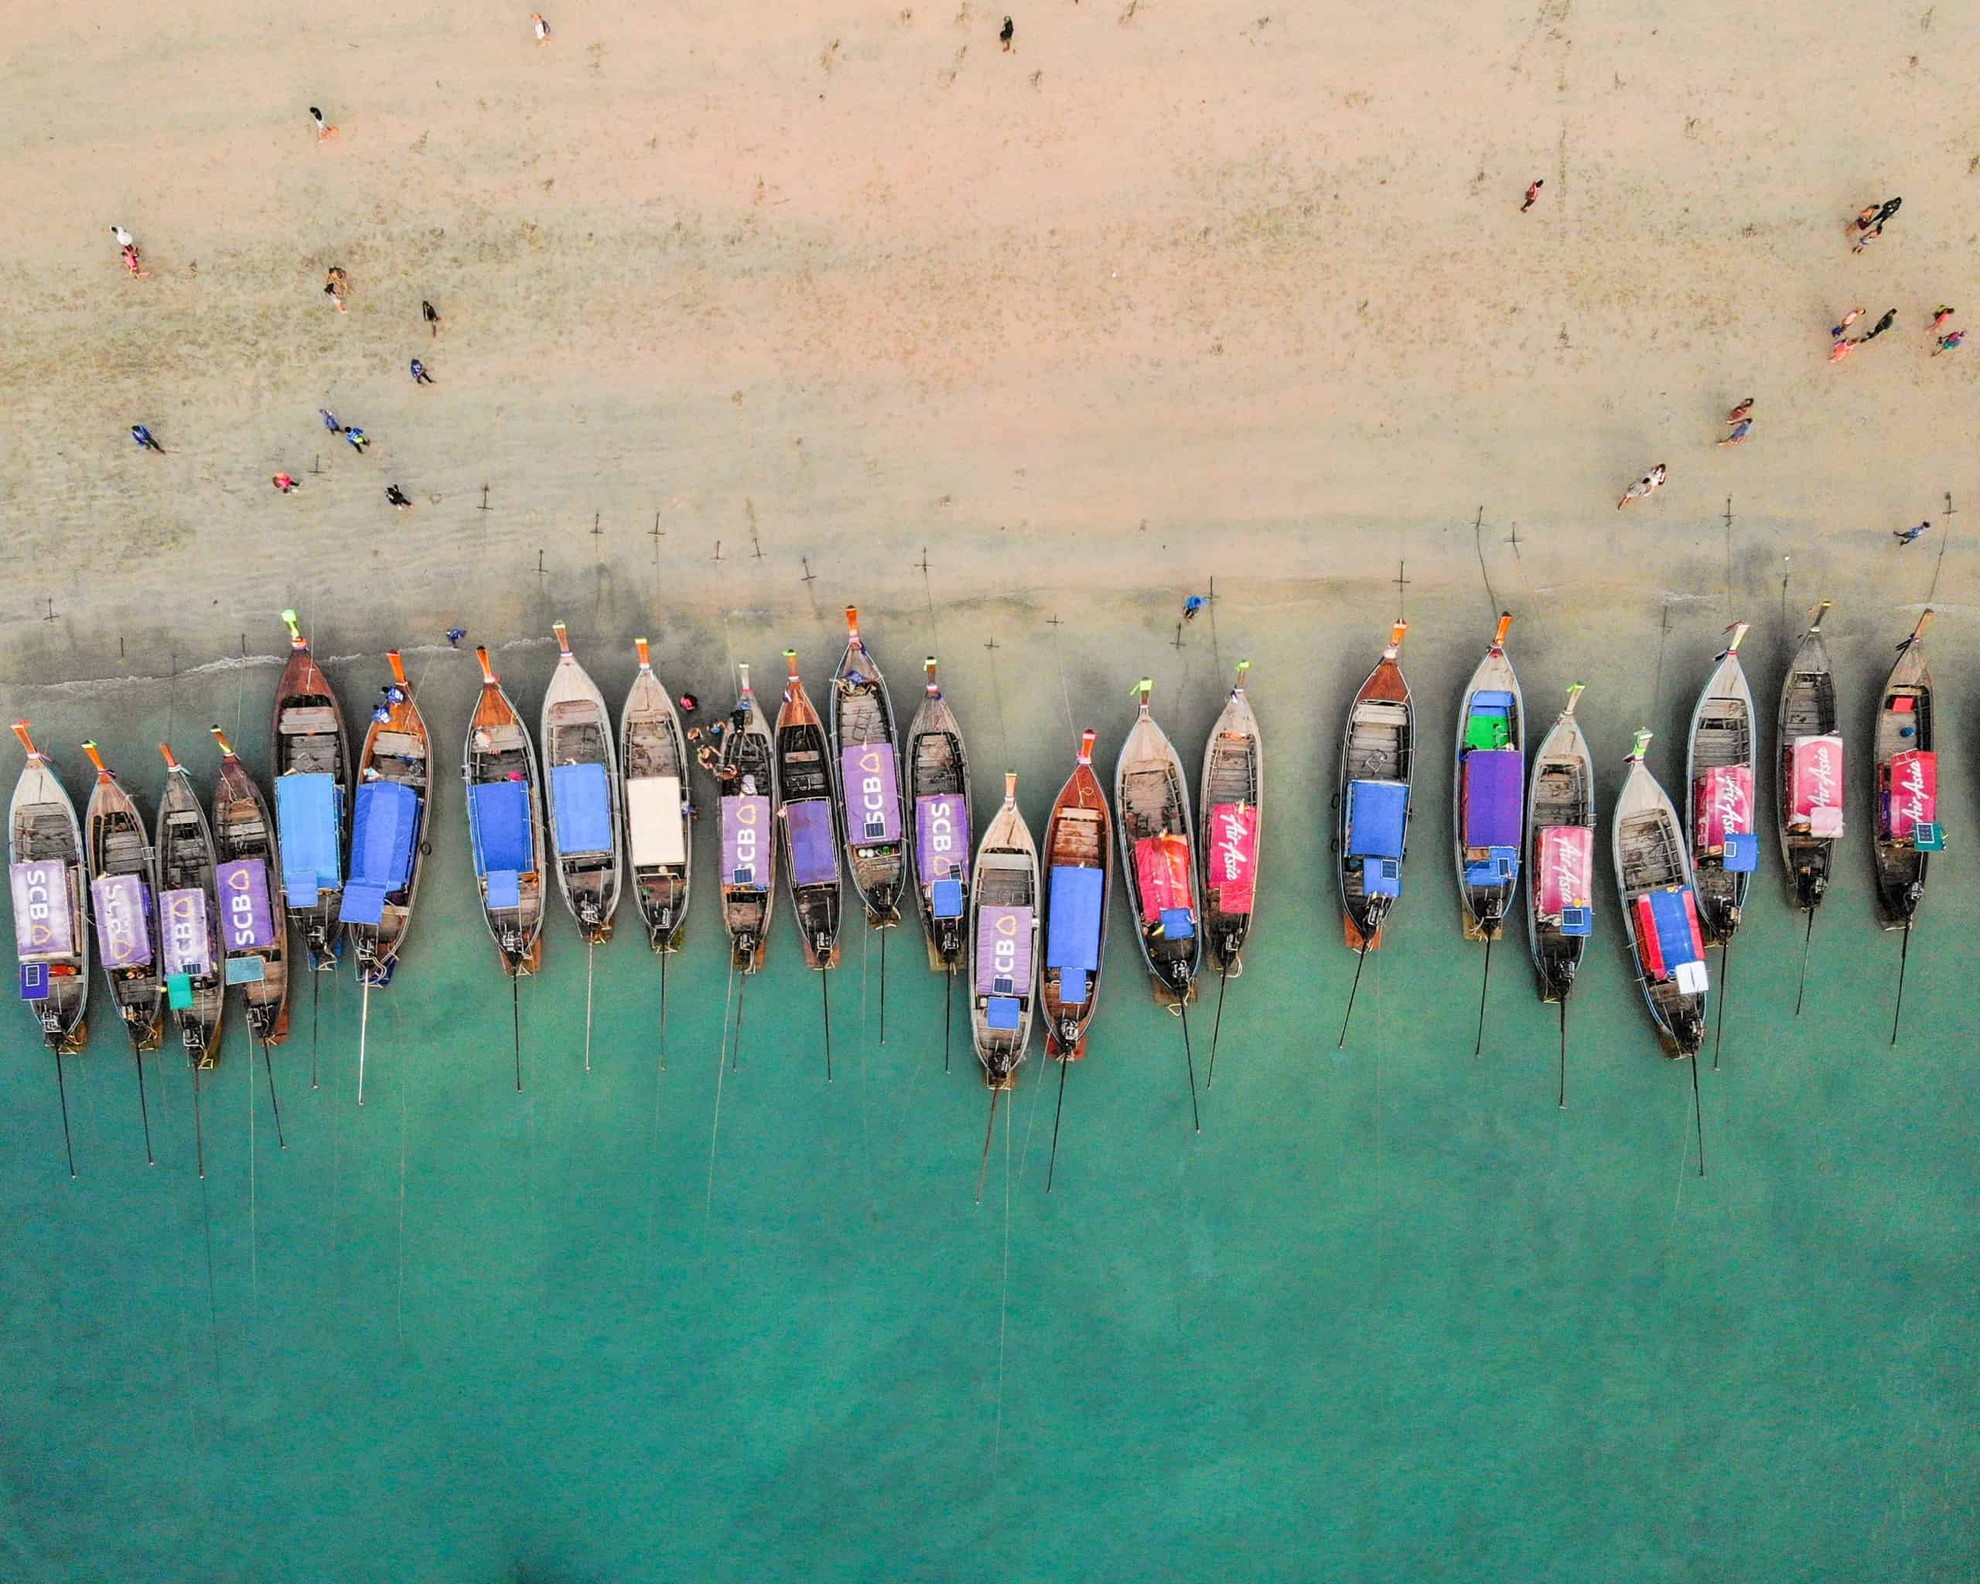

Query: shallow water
left=2, top=588, right=1972, bottom=1582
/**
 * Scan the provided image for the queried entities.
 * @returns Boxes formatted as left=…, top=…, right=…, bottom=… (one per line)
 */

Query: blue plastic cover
left=1059, top=967, right=1089, bottom=1006
left=352, top=781, right=418, bottom=892
left=1159, top=906, right=1195, bottom=941
left=1471, top=690, right=1516, bottom=711
left=469, top=780, right=533, bottom=876
left=341, top=884, right=386, bottom=926
left=787, top=800, right=837, bottom=886
left=1347, top=780, right=1408, bottom=859
left=1560, top=905, right=1593, bottom=937
left=1723, top=831, right=1759, bottom=873
left=1363, top=858, right=1401, bottom=898
left=276, top=773, right=342, bottom=904
left=486, top=870, right=522, bottom=910
left=985, top=996, right=1021, bottom=1031
left=550, top=762, right=613, bottom=856
left=1647, top=887, right=1702, bottom=970
left=932, top=878, right=965, bottom=920
left=1046, top=866, right=1104, bottom=970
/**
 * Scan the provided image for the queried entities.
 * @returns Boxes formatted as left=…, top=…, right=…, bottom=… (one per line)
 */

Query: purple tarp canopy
left=215, top=858, right=278, bottom=951
left=92, top=873, right=152, bottom=968
left=1462, top=749, right=1523, bottom=849
left=159, top=887, right=213, bottom=977
left=722, top=794, right=772, bottom=889
left=974, top=903, right=1035, bottom=996
left=914, top=793, right=970, bottom=885
left=840, top=743, right=902, bottom=846
left=786, top=799, right=839, bottom=887
left=10, top=860, right=74, bottom=960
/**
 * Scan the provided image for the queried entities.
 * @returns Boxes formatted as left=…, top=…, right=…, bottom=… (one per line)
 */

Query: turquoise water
left=2, top=593, right=1971, bottom=1581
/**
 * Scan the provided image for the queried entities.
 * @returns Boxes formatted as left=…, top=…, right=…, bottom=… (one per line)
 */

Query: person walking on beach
left=1617, top=464, right=1667, bottom=509
left=409, top=358, right=435, bottom=385
left=1853, top=224, right=1885, bottom=254
left=309, top=106, right=339, bottom=142
left=1718, top=418, right=1754, bottom=446
left=1000, top=16, right=1014, bottom=50
left=324, top=269, right=348, bottom=313
left=532, top=12, right=552, bottom=43
left=1521, top=179, right=1543, bottom=213
left=1931, top=305, right=1955, bottom=331
left=130, top=425, right=166, bottom=454
left=1853, top=197, right=1900, bottom=235
left=344, top=425, right=370, bottom=453
left=1724, top=398, right=1753, bottom=426
left=1182, top=594, right=1208, bottom=621
left=446, top=627, right=467, bottom=649
left=1829, top=337, right=1861, bottom=364
left=1894, top=522, right=1930, bottom=546
left=1863, top=308, right=1897, bottom=341
left=385, top=485, right=412, bottom=510
left=111, top=224, right=134, bottom=249
left=422, top=300, right=441, bottom=337
left=272, top=472, right=300, bottom=493
left=1934, top=328, right=1964, bottom=355
left=319, top=407, right=343, bottom=433
left=1830, top=308, right=1863, bottom=341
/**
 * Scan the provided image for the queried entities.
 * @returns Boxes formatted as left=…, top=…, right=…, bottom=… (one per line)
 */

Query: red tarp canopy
left=1535, top=825, right=1593, bottom=918
left=1204, top=802, right=1258, bottom=913
left=1693, top=765, right=1753, bottom=849
left=1789, top=736, right=1845, bottom=828
left=1886, top=750, right=1937, bottom=838
left=1134, top=833, right=1193, bottom=925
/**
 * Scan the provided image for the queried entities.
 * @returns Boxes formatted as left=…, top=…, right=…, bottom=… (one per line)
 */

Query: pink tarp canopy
left=1692, top=765, right=1753, bottom=849
left=1133, top=834, right=1193, bottom=926
left=1886, top=750, right=1937, bottom=839
left=1204, top=802, right=1258, bottom=913
left=1789, top=736, right=1845, bottom=834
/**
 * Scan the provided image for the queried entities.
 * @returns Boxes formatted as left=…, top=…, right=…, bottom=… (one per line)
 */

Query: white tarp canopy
left=626, top=776, right=687, bottom=866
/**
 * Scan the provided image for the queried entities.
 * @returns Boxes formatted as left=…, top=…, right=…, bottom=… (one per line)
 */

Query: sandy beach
left=1, top=0, right=1973, bottom=686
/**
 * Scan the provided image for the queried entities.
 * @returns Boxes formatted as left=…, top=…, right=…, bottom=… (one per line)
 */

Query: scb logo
left=222, top=866, right=261, bottom=947
left=991, top=910, right=1021, bottom=979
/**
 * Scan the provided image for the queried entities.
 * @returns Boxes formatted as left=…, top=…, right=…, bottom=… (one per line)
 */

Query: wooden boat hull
left=1613, top=746, right=1708, bottom=1058
left=210, top=744, right=291, bottom=1043
left=464, top=658, right=546, bottom=977
left=1777, top=611, right=1841, bottom=913
left=1199, top=675, right=1262, bottom=975
left=969, top=781, right=1039, bottom=1088
left=1337, top=626, right=1413, bottom=951
left=1041, top=737, right=1110, bottom=1060
left=718, top=669, right=777, bottom=973
left=271, top=629, right=351, bottom=968
left=1684, top=636, right=1757, bottom=945
left=346, top=655, right=432, bottom=989
left=620, top=651, right=692, bottom=953
left=905, top=662, right=971, bottom=972
left=9, top=741, right=90, bottom=1054
left=1452, top=632, right=1523, bottom=942
left=776, top=658, right=843, bottom=970
left=1524, top=699, right=1594, bottom=1004
left=1872, top=619, right=1935, bottom=927
left=83, top=767, right=164, bottom=1053
left=155, top=761, right=226, bottom=1066
left=1115, top=702, right=1200, bottom=1008
left=831, top=613, right=908, bottom=928
left=542, top=636, right=624, bottom=944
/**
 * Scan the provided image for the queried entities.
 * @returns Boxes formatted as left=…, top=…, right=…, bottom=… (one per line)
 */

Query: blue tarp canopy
left=1648, top=887, right=1703, bottom=969
left=1046, top=866, right=1104, bottom=971
left=352, top=781, right=418, bottom=891
left=1347, top=779, right=1408, bottom=859
left=470, top=780, right=533, bottom=876
left=1462, top=750, right=1523, bottom=849
left=550, top=762, right=614, bottom=856
left=276, top=773, right=342, bottom=904
left=787, top=800, right=837, bottom=887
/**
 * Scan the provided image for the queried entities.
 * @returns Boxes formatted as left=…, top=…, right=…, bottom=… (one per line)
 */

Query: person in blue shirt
left=1182, top=594, right=1207, bottom=622
left=130, top=425, right=164, bottom=453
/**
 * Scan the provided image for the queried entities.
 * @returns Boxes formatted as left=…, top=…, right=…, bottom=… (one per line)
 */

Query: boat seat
left=985, top=996, right=1021, bottom=1032
left=1559, top=905, right=1592, bottom=937
left=371, top=730, right=426, bottom=759
left=166, top=972, right=194, bottom=1010
left=1362, top=858, right=1400, bottom=898
left=1914, top=822, right=1944, bottom=851
left=932, top=879, right=965, bottom=920
left=1158, top=907, right=1194, bottom=941
left=1058, top=968, right=1088, bottom=1006
left=486, top=870, right=522, bottom=910
left=224, top=957, right=266, bottom=985
left=280, top=707, right=341, bottom=736
left=1722, top=832, right=1759, bottom=873
left=1674, top=961, right=1708, bottom=995
left=1359, top=703, right=1409, bottom=726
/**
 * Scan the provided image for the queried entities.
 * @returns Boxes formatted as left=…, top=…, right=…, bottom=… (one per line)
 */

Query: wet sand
left=2, top=0, right=1974, bottom=687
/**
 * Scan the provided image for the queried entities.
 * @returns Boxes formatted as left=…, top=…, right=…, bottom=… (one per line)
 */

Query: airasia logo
left=1803, top=743, right=1839, bottom=805
left=1551, top=838, right=1587, bottom=899
left=1896, top=758, right=1931, bottom=824
left=1214, top=806, right=1250, bottom=881
left=1714, top=774, right=1748, bottom=834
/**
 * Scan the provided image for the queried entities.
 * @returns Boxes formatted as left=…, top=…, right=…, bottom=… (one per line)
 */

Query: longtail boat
left=1613, top=731, right=1708, bottom=1058
left=1524, top=686, right=1594, bottom=1103
left=1042, top=729, right=1111, bottom=1062
left=1337, top=621, right=1412, bottom=956
left=1453, top=614, right=1524, bottom=941
left=831, top=606, right=908, bottom=929
left=541, top=622, right=622, bottom=944
left=1115, top=679, right=1201, bottom=1009
left=463, top=646, right=546, bottom=977
left=620, top=637, right=691, bottom=952
left=717, top=663, right=776, bottom=973
left=9, top=722, right=90, bottom=1054
left=775, top=650, right=842, bottom=971
left=80, top=741, right=164, bottom=1053
left=345, top=651, right=431, bottom=988
left=271, top=610, right=350, bottom=970
left=1778, top=601, right=1843, bottom=1013
left=1685, top=622, right=1759, bottom=946
left=1200, top=661, right=1262, bottom=976
left=968, top=773, right=1039, bottom=1091
left=207, top=727, right=290, bottom=1043
left=155, top=743, right=225, bottom=1065
left=905, top=656, right=971, bottom=973
left=1873, top=611, right=1941, bottom=1044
